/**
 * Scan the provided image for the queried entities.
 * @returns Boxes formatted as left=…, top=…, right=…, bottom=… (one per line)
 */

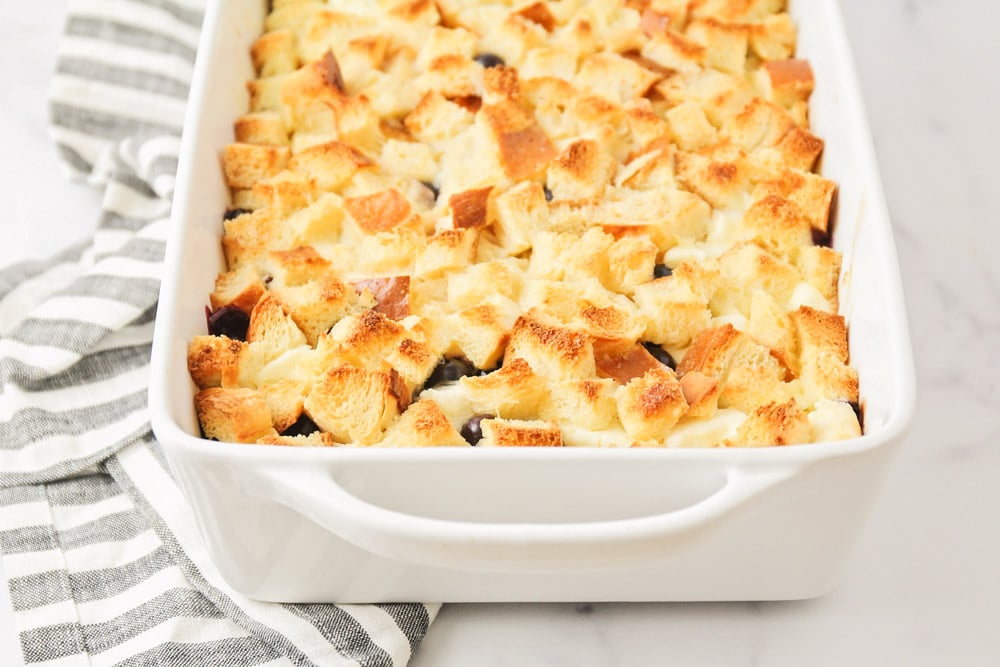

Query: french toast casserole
left=187, top=0, right=862, bottom=448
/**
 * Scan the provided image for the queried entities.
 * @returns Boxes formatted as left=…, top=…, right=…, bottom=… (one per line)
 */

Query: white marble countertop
left=2, top=1, right=999, bottom=665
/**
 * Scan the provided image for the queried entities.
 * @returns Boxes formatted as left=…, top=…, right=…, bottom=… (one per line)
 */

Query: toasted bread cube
left=416, top=228, right=478, bottom=278
left=352, top=276, right=410, bottom=320
left=447, top=260, right=525, bottom=309
left=665, top=102, right=718, bottom=151
left=448, top=186, right=494, bottom=229
left=258, top=379, right=310, bottom=432
left=641, top=32, right=705, bottom=74
left=730, top=398, right=811, bottom=447
left=749, top=12, right=796, bottom=61
left=791, top=306, right=859, bottom=404
left=445, top=304, right=513, bottom=370
left=633, top=277, right=712, bottom=347
left=460, top=358, right=548, bottom=420
left=289, top=140, right=372, bottom=191
left=245, top=293, right=307, bottom=349
left=379, top=139, right=438, bottom=182
left=677, top=323, right=743, bottom=377
left=615, top=367, right=688, bottom=442
left=278, top=54, right=347, bottom=133
left=273, top=274, right=368, bottom=345
left=234, top=112, right=289, bottom=145
left=679, top=370, right=722, bottom=419
left=689, top=0, right=784, bottom=22
left=741, top=195, right=813, bottom=259
left=210, top=265, right=267, bottom=313
left=304, top=365, right=406, bottom=444
left=479, top=418, right=563, bottom=447
left=575, top=52, right=661, bottom=105
left=595, top=343, right=666, bottom=385
left=686, top=18, right=749, bottom=75
left=758, top=59, right=815, bottom=108
left=796, top=246, right=842, bottom=310
left=711, top=243, right=802, bottom=317
left=258, top=245, right=330, bottom=288
left=236, top=294, right=309, bottom=385
left=747, top=289, right=798, bottom=373
left=540, top=377, right=619, bottom=430
left=257, top=431, right=338, bottom=446
left=355, top=219, right=426, bottom=274
left=223, top=143, right=291, bottom=189
left=248, top=171, right=317, bottom=213
left=344, top=188, right=412, bottom=234
left=547, top=139, right=617, bottom=200
left=675, top=151, right=749, bottom=210
left=751, top=168, right=836, bottom=234
left=247, top=74, right=286, bottom=113
left=386, top=337, right=440, bottom=390
left=723, top=98, right=794, bottom=153
left=493, top=183, right=548, bottom=255
left=188, top=336, right=244, bottom=389
left=504, top=314, right=596, bottom=379
left=251, top=29, right=299, bottom=77
left=325, top=309, right=407, bottom=369
left=404, top=92, right=475, bottom=145
left=195, top=387, right=276, bottom=443
left=718, top=354, right=793, bottom=413
left=378, top=399, right=469, bottom=447
left=415, top=26, right=477, bottom=70
left=605, top=235, right=658, bottom=295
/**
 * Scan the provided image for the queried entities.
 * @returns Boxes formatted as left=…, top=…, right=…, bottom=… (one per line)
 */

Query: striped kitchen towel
left=0, top=0, right=437, bottom=665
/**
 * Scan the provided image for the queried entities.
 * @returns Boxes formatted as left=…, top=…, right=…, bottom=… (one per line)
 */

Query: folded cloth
left=0, top=1, right=436, bottom=664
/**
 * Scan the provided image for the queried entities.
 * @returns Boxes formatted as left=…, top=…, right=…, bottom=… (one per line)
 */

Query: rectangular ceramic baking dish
left=149, top=0, right=915, bottom=602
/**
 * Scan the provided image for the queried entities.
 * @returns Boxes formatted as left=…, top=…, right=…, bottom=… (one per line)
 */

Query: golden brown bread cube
left=378, top=399, right=469, bottom=447
left=195, top=387, right=276, bottom=443
left=304, top=365, right=407, bottom=445
left=615, top=367, right=688, bottom=442
left=479, top=418, right=563, bottom=447
left=187, top=336, right=244, bottom=390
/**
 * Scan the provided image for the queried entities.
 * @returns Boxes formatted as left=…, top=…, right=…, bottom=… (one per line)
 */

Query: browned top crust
left=195, top=0, right=861, bottom=447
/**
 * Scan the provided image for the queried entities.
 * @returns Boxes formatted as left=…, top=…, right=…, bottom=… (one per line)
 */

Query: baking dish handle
left=252, top=465, right=797, bottom=572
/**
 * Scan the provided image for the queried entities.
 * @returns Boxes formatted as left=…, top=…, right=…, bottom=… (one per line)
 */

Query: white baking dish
left=149, top=0, right=915, bottom=602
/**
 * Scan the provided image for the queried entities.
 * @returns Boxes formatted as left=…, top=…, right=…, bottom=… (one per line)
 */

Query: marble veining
left=2, top=1, right=1000, bottom=665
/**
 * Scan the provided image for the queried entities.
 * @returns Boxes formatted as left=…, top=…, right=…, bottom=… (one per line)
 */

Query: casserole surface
left=150, top=0, right=914, bottom=602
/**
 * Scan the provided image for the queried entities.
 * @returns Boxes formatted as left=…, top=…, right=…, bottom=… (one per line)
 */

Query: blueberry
left=281, top=414, right=320, bottom=437
left=223, top=207, right=252, bottom=220
left=421, top=180, right=439, bottom=200
left=460, top=414, right=490, bottom=445
left=426, top=357, right=479, bottom=388
left=206, top=304, right=250, bottom=341
left=642, top=341, right=676, bottom=370
left=812, top=228, right=831, bottom=247
left=543, top=186, right=553, bottom=202
left=653, top=263, right=673, bottom=279
left=474, top=53, right=505, bottom=69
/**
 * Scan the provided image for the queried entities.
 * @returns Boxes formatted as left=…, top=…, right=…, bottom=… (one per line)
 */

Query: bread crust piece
left=479, top=418, right=563, bottom=447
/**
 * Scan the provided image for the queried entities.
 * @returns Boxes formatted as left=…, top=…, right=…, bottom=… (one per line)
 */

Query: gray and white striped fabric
left=0, top=0, right=437, bottom=664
